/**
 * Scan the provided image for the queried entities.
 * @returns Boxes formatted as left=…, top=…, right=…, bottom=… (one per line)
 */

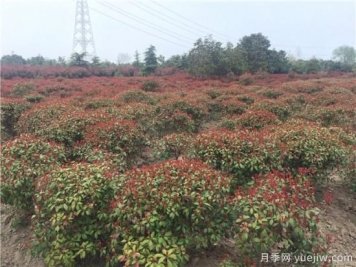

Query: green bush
left=32, top=162, right=120, bottom=267
left=12, top=82, right=36, bottom=96
left=141, top=80, right=160, bottom=92
left=109, top=159, right=235, bottom=267
left=153, top=133, right=193, bottom=160
left=0, top=135, right=66, bottom=212
left=1, top=99, right=31, bottom=139
left=25, top=95, right=45, bottom=103
left=120, top=90, right=157, bottom=105
left=238, top=74, right=255, bottom=86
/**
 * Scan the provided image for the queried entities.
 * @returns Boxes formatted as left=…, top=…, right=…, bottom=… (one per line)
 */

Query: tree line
left=1, top=33, right=355, bottom=78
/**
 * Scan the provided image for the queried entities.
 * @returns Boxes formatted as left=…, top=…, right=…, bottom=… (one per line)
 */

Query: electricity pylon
left=72, top=0, right=96, bottom=60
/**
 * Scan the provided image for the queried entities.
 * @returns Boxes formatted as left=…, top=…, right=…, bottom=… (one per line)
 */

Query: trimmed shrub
left=153, top=133, right=193, bottom=160
left=233, top=170, right=327, bottom=265
left=141, top=80, right=160, bottom=92
left=1, top=99, right=31, bottom=139
left=274, top=122, right=349, bottom=183
left=120, top=90, right=157, bottom=105
left=109, top=159, right=235, bottom=267
left=12, top=82, right=36, bottom=96
left=192, top=130, right=281, bottom=190
left=0, top=135, right=66, bottom=212
left=32, top=162, right=120, bottom=267
left=237, top=110, right=280, bottom=130
left=84, top=119, right=147, bottom=166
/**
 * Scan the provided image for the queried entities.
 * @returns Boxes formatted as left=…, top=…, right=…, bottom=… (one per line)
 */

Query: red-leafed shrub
left=233, top=170, right=328, bottom=265
left=252, top=100, right=292, bottom=121
left=84, top=119, right=147, bottom=165
left=220, top=110, right=280, bottom=130
left=237, top=110, right=280, bottom=129
left=192, top=130, right=281, bottom=190
left=219, top=98, right=248, bottom=115
left=109, top=159, right=235, bottom=267
left=0, top=134, right=66, bottom=212
left=15, top=101, right=77, bottom=135
left=32, top=162, right=120, bottom=267
left=273, top=121, right=349, bottom=182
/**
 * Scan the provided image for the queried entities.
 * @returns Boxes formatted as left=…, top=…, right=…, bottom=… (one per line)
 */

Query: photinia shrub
left=273, top=121, right=349, bottom=183
left=84, top=119, right=147, bottom=166
left=191, top=129, right=281, bottom=190
left=1, top=99, right=31, bottom=139
left=233, top=170, right=328, bottom=265
left=252, top=100, right=292, bottom=121
left=0, top=134, right=66, bottom=212
left=119, top=89, right=157, bottom=105
left=70, top=144, right=128, bottom=172
left=109, top=159, right=235, bottom=267
left=153, top=110, right=197, bottom=137
left=32, top=162, right=120, bottom=267
left=153, top=133, right=193, bottom=160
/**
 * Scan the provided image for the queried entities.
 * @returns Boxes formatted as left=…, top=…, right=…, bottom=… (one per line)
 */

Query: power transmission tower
left=72, top=0, right=96, bottom=60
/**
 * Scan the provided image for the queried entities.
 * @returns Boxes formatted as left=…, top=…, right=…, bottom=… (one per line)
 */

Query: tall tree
left=133, top=50, right=141, bottom=68
left=27, top=54, right=45, bottom=65
left=332, top=45, right=356, bottom=65
left=144, top=45, right=158, bottom=74
left=69, top=52, right=88, bottom=67
left=187, top=35, right=229, bottom=78
left=239, top=33, right=271, bottom=73
left=1, top=54, right=26, bottom=65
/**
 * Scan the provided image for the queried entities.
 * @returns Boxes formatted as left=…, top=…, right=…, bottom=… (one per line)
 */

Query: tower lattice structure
left=72, top=0, right=96, bottom=60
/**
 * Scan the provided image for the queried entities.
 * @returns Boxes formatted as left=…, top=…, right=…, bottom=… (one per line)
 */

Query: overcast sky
left=1, top=0, right=355, bottom=62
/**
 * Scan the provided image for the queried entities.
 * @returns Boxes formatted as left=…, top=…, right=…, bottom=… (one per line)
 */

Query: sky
left=1, top=0, right=355, bottom=63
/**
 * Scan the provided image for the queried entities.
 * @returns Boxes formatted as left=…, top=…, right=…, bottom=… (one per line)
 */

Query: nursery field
left=1, top=72, right=356, bottom=267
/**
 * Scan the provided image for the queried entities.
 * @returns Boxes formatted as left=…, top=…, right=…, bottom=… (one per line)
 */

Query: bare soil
left=1, top=179, right=356, bottom=267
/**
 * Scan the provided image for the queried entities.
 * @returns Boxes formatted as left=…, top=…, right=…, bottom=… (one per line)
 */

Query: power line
left=98, top=1, right=195, bottom=44
left=128, top=1, right=205, bottom=38
left=150, top=0, right=236, bottom=42
left=90, top=7, right=190, bottom=49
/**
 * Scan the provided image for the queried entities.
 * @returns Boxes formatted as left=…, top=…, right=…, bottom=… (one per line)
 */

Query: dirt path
left=1, top=180, right=356, bottom=267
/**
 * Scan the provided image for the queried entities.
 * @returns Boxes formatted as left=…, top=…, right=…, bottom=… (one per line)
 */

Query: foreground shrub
left=233, top=170, right=327, bottom=265
left=0, top=135, right=66, bottom=212
left=32, top=162, right=119, bottom=267
left=109, top=159, right=235, bottom=267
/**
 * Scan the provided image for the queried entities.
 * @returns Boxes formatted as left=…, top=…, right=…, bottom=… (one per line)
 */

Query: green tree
left=27, top=54, right=45, bottom=65
left=133, top=50, right=141, bottom=68
left=1, top=54, right=26, bottom=65
left=267, top=49, right=289, bottom=73
left=91, top=56, right=101, bottom=66
left=239, top=33, right=271, bottom=73
left=144, top=45, right=158, bottom=74
left=57, top=56, right=66, bottom=66
left=187, top=35, right=229, bottom=78
left=225, top=42, right=248, bottom=75
left=305, top=58, right=321, bottom=74
left=332, top=45, right=356, bottom=65
left=69, top=52, right=89, bottom=67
